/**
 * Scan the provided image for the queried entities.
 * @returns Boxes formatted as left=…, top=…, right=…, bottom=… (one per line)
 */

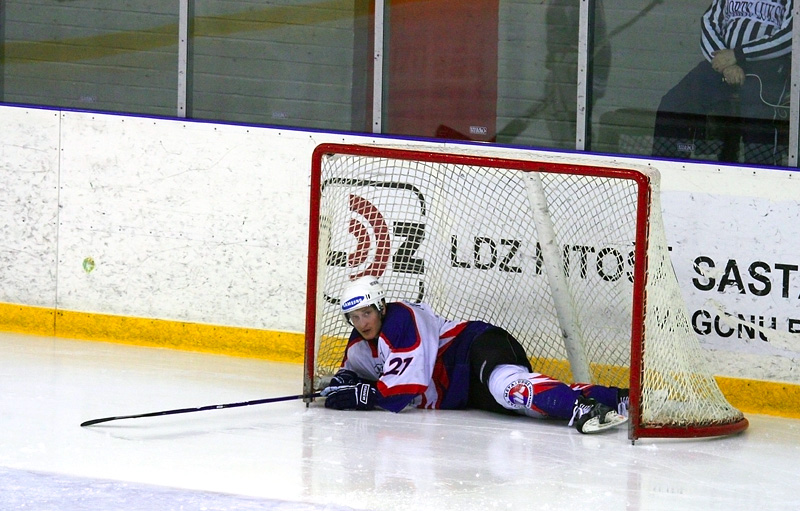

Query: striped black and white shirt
left=701, top=0, right=793, bottom=62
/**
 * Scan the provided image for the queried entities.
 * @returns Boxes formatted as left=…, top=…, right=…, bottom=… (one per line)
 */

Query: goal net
left=304, top=143, right=748, bottom=441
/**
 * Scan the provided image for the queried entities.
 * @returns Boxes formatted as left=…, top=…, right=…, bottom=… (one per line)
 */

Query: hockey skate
left=569, top=395, right=627, bottom=434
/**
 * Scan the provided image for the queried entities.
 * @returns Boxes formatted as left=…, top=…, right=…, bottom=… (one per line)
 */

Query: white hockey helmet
left=341, top=276, right=386, bottom=320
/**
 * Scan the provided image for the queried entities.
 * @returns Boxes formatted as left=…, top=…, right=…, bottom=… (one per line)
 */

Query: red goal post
left=305, top=143, right=748, bottom=441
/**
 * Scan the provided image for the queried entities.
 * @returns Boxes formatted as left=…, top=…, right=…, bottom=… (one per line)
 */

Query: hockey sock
left=570, top=384, right=624, bottom=410
left=487, top=364, right=581, bottom=419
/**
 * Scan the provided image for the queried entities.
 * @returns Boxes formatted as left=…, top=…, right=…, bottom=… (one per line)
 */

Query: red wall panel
left=386, top=0, right=499, bottom=141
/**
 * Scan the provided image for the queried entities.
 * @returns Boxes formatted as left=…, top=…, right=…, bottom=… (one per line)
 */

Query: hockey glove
left=328, top=369, right=361, bottom=388
left=323, top=383, right=377, bottom=411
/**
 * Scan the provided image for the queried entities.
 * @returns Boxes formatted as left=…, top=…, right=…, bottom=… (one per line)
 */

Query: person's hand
left=723, top=65, right=745, bottom=86
left=323, top=383, right=377, bottom=410
left=712, top=49, right=737, bottom=72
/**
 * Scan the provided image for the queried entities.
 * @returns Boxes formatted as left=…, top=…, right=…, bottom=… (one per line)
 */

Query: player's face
left=348, top=305, right=383, bottom=340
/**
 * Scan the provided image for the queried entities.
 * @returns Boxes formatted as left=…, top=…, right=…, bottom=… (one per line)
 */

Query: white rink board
left=55, top=112, right=323, bottom=331
left=0, top=107, right=60, bottom=308
left=0, top=105, right=799, bottom=383
left=662, top=190, right=800, bottom=382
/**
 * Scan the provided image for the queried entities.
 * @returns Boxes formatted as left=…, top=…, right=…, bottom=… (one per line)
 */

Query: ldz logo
left=323, top=179, right=427, bottom=281
left=345, top=194, right=392, bottom=279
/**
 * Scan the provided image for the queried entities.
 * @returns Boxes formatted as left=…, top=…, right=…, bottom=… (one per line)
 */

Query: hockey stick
left=80, top=392, right=322, bottom=427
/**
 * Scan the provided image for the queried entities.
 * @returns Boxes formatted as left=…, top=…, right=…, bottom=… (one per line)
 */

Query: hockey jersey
left=340, top=301, right=493, bottom=413
left=701, top=0, right=793, bottom=62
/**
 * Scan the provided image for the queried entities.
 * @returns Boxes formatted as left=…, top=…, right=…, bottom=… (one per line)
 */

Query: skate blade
left=579, top=412, right=628, bottom=434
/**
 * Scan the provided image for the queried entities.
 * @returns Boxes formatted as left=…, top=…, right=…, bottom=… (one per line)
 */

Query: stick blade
left=80, top=416, right=118, bottom=427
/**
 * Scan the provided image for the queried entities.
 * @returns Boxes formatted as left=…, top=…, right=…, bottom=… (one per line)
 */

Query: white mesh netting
left=307, top=145, right=745, bottom=437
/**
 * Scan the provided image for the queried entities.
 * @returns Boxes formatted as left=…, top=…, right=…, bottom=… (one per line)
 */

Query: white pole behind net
left=525, top=172, right=591, bottom=383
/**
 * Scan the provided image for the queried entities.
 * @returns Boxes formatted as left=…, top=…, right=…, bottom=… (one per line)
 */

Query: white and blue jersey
left=340, top=301, right=493, bottom=412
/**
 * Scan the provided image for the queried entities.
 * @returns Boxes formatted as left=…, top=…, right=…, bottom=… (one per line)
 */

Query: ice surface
left=2, top=332, right=798, bottom=511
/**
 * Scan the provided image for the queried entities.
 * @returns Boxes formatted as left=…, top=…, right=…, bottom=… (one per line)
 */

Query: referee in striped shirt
left=652, top=0, right=793, bottom=165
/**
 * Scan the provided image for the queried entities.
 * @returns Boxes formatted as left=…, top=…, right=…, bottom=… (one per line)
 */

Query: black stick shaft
left=80, top=392, right=321, bottom=427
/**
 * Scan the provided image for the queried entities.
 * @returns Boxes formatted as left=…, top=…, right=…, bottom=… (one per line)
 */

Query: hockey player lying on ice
left=322, top=276, right=628, bottom=434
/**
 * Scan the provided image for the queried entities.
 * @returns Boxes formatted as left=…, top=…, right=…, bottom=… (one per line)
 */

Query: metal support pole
left=372, top=0, right=385, bottom=134
left=177, top=0, right=189, bottom=118
left=788, top=1, right=799, bottom=166
left=575, top=0, right=592, bottom=151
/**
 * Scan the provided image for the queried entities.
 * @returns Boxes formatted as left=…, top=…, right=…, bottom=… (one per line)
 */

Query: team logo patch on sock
left=503, top=379, right=534, bottom=409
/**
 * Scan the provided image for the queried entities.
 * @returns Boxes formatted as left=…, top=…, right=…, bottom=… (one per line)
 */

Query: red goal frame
left=305, top=143, right=748, bottom=442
